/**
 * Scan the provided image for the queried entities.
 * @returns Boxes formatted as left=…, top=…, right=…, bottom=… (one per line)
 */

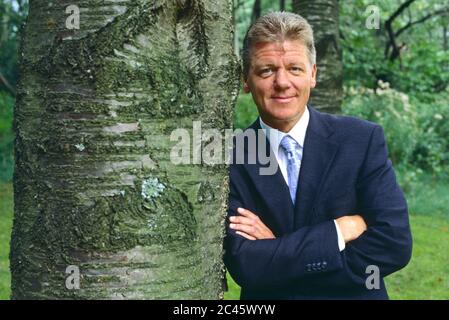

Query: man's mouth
left=272, top=96, right=295, bottom=103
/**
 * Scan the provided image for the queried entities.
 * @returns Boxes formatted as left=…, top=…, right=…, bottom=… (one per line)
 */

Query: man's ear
left=310, top=64, right=317, bottom=88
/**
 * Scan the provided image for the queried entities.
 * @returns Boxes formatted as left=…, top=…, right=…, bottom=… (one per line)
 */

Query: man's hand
left=335, top=215, right=367, bottom=243
left=229, top=208, right=276, bottom=240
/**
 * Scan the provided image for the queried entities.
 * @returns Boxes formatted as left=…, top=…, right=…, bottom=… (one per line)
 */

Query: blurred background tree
left=293, top=0, right=343, bottom=113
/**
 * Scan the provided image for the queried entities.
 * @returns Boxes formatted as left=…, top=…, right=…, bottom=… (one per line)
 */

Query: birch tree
left=11, top=0, right=238, bottom=299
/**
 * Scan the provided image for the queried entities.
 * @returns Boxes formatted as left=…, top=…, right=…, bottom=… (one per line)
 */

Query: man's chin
left=270, top=112, right=302, bottom=123
left=261, top=114, right=302, bottom=129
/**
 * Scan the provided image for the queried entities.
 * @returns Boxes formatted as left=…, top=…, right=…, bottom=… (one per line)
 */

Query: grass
left=0, top=182, right=12, bottom=300
left=386, top=214, right=449, bottom=299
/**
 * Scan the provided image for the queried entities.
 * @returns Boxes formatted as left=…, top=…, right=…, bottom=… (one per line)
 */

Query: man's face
left=243, top=40, right=317, bottom=132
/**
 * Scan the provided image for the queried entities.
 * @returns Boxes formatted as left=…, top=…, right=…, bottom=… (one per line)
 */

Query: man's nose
left=274, top=68, right=290, bottom=90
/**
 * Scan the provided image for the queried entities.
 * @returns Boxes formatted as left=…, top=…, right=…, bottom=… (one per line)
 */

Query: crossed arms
left=229, top=207, right=367, bottom=244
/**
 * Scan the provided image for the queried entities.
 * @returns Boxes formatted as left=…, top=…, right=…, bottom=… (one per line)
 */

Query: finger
left=237, top=208, right=259, bottom=219
left=235, top=231, right=256, bottom=241
left=229, top=215, right=255, bottom=226
left=229, top=223, right=258, bottom=236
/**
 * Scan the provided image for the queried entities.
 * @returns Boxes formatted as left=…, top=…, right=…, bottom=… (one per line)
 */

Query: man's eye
left=259, top=69, right=273, bottom=76
left=290, top=67, right=302, bottom=74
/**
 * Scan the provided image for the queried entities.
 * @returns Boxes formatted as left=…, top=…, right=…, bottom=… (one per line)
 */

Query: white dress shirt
left=259, top=106, right=345, bottom=251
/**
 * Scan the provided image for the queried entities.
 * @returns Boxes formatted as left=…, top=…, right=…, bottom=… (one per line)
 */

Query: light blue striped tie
left=280, top=135, right=302, bottom=204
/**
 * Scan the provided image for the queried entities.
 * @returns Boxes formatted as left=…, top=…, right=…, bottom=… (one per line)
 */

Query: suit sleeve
left=224, top=125, right=412, bottom=290
left=322, top=125, right=413, bottom=287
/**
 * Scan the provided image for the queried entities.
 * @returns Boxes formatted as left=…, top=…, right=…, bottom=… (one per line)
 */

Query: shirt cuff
left=334, top=219, right=346, bottom=252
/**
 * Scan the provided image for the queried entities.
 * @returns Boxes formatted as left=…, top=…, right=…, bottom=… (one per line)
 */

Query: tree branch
left=384, top=0, right=416, bottom=61
left=385, top=0, right=416, bottom=26
left=0, top=68, right=16, bottom=96
left=395, top=6, right=449, bottom=38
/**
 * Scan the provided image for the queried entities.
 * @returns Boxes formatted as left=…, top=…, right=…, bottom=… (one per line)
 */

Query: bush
left=342, top=82, right=448, bottom=187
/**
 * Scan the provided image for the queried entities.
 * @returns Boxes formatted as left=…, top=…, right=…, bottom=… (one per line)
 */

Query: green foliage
left=340, top=0, right=448, bottom=94
left=0, top=91, right=14, bottom=182
left=344, top=82, right=418, bottom=166
left=0, top=1, right=28, bottom=85
left=412, top=94, right=449, bottom=174
left=342, top=84, right=449, bottom=185
left=0, top=1, right=28, bottom=182
left=0, top=91, right=13, bottom=132
left=233, top=91, right=258, bottom=129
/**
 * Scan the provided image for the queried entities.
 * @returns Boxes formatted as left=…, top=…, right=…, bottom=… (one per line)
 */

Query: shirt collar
left=259, top=106, right=310, bottom=152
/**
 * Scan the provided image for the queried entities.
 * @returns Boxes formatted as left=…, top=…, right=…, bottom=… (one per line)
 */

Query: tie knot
left=280, top=135, right=298, bottom=153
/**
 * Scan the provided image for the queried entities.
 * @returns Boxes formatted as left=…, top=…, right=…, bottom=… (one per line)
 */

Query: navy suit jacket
left=224, top=106, right=412, bottom=299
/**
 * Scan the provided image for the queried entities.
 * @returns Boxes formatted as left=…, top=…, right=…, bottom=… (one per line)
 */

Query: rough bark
left=11, top=0, right=239, bottom=299
left=292, top=0, right=343, bottom=113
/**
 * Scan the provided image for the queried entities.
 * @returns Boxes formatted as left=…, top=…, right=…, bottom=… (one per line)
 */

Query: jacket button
left=312, top=263, right=317, bottom=271
left=322, top=261, right=327, bottom=270
left=306, top=263, right=312, bottom=272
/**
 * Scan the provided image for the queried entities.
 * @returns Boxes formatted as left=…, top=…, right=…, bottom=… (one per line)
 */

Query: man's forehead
left=251, top=41, right=307, bottom=56
left=251, top=41, right=307, bottom=61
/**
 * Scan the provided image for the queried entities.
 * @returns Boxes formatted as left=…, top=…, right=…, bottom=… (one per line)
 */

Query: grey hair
left=242, top=12, right=316, bottom=77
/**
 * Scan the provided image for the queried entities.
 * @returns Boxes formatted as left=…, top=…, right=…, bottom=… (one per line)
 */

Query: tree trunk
left=292, top=0, right=343, bottom=113
left=233, top=0, right=240, bottom=57
left=251, top=0, right=262, bottom=24
left=11, top=0, right=238, bottom=299
left=280, top=0, right=286, bottom=11
left=443, top=23, right=448, bottom=51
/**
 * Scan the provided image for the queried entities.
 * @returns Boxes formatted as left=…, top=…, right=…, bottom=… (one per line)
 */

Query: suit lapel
left=241, top=120, right=295, bottom=234
left=294, top=107, right=339, bottom=229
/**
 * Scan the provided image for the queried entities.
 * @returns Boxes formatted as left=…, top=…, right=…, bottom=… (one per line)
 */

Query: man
left=224, top=12, right=412, bottom=299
